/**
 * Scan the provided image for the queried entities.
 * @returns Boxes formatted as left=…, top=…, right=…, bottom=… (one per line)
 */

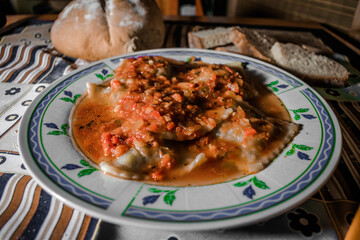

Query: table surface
left=0, top=14, right=359, bottom=240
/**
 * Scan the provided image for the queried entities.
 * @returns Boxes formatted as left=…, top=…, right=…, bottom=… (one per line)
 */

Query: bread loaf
left=50, top=0, right=165, bottom=61
left=229, top=27, right=276, bottom=63
left=271, top=42, right=349, bottom=87
left=188, top=27, right=233, bottom=49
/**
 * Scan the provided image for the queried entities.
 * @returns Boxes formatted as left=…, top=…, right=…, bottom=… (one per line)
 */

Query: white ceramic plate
left=19, top=49, right=341, bottom=231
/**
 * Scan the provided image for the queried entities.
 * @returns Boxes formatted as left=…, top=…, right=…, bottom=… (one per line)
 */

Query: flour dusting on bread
left=51, top=0, right=165, bottom=61
left=59, top=0, right=101, bottom=21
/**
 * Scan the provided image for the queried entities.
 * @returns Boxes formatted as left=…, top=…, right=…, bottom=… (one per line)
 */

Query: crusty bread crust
left=50, top=0, right=165, bottom=61
left=215, top=45, right=242, bottom=54
left=229, top=27, right=276, bottom=63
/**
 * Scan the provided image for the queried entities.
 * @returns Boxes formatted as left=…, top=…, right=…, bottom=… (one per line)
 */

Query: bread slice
left=228, top=27, right=276, bottom=63
left=187, top=27, right=233, bottom=49
left=215, top=44, right=242, bottom=54
left=257, top=29, right=333, bottom=54
left=271, top=42, right=349, bottom=87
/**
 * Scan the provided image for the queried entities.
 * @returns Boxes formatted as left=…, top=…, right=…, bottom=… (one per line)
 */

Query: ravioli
left=214, top=102, right=300, bottom=173
left=70, top=56, right=300, bottom=186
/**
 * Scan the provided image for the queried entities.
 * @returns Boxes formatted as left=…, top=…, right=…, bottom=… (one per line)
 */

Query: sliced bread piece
left=215, top=44, right=242, bottom=54
left=257, top=29, right=333, bottom=54
left=271, top=42, right=349, bottom=87
left=187, top=27, right=233, bottom=49
left=228, top=27, right=276, bottom=63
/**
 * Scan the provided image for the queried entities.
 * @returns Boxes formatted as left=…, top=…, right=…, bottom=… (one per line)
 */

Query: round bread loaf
left=50, top=0, right=165, bottom=61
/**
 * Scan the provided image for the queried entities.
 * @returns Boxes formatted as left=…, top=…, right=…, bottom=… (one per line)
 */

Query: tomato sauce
left=70, top=56, right=294, bottom=186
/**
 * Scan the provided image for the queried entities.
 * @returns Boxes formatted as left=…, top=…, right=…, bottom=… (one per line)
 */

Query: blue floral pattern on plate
left=19, top=49, right=341, bottom=230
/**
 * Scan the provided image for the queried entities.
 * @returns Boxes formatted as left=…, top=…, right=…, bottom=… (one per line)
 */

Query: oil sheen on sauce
left=70, top=82, right=290, bottom=186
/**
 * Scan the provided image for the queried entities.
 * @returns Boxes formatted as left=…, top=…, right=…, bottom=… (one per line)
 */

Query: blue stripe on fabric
left=6, top=45, right=45, bottom=83
left=19, top=189, right=52, bottom=240
left=32, top=54, right=57, bottom=84
left=38, top=59, right=69, bottom=84
left=84, top=217, right=100, bottom=240
left=0, top=45, right=19, bottom=68
left=0, top=173, right=14, bottom=200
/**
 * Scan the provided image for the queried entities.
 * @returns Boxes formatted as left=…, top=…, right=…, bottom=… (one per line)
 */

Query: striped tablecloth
left=0, top=23, right=99, bottom=239
left=0, top=20, right=359, bottom=239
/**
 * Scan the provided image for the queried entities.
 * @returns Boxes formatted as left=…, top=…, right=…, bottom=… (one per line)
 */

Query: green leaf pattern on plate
left=234, top=176, right=270, bottom=199
left=289, top=108, right=316, bottom=120
left=77, top=159, right=98, bottom=177
left=59, top=90, right=81, bottom=104
left=96, top=69, right=114, bottom=81
left=266, top=80, right=289, bottom=92
left=234, top=176, right=270, bottom=190
left=59, top=94, right=81, bottom=104
left=61, top=159, right=99, bottom=178
left=286, top=143, right=314, bottom=156
left=286, top=143, right=314, bottom=161
left=46, top=123, right=69, bottom=136
left=146, top=188, right=179, bottom=206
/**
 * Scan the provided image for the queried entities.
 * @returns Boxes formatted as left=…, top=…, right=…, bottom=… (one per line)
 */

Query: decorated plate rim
left=18, top=48, right=342, bottom=231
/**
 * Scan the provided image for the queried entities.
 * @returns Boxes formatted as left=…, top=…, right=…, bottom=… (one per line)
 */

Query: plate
left=19, top=48, right=341, bottom=231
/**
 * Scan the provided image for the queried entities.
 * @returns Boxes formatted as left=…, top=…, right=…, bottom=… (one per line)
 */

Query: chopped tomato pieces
left=244, top=127, right=257, bottom=137
left=152, top=110, right=162, bottom=119
left=160, top=154, right=175, bottom=169
left=114, top=144, right=129, bottom=157
left=94, top=56, right=257, bottom=181
left=152, top=170, right=164, bottom=181
left=111, top=135, right=120, bottom=144
left=110, top=80, right=121, bottom=89
left=171, top=93, right=183, bottom=102
left=101, top=132, right=113, bottom=156
left=166, top=122, right=176, bottom=130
